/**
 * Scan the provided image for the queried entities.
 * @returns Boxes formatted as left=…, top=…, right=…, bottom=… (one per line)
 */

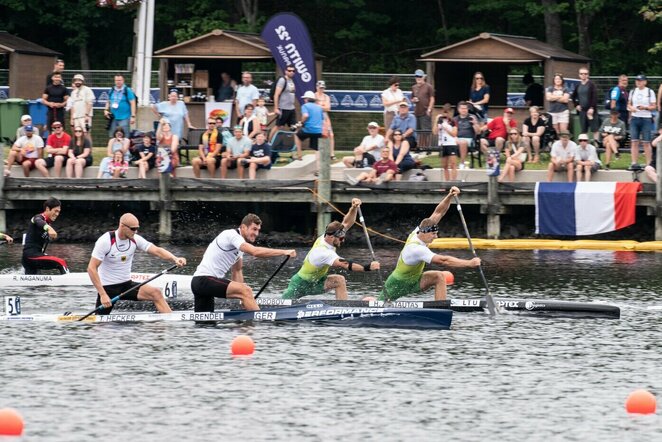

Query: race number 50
left=4, top=296, right=21, bottom=316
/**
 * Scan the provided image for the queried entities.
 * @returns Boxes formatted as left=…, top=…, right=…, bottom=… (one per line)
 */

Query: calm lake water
left=1, top=243, right=661, bottom=441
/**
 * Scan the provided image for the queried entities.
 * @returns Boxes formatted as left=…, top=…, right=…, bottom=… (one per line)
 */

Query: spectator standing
left=134, top=133, right=156, bottom=179
left=480, top=108, right=517, bottom=154
left=45, top=59, right=65, bottom=86
left=523, top=73, right=544, bottom=107
left=342, top=122, right=385, bottom=168
left=433, top=104, right=459, bottom=181
left=498, top=129, right=527, bottom=183
left=571, top=67, right=599, bottom=142
left=294, top=91, right=324, bottom=162
left=453, top=101, right=480, bottom=169
left=412, top=69, right=435, bottom=132
left=5, top=125, right=43, bottom=177
left=216, top=72, right=237, bottom=102
left=35, top=121, right=71, bottom=178
left=269, top=65, right=297, bottom=140
left=627, top=74, right=657, bottom=166
left=609, top=75, right=629, bottom=127
left=152, top=89, right=194, bottom=140
left=381, top=76, right=404, bottom=130
left=315, top=80, right=336, bottom=160
left=547, top=131, right=577, bottom=182
left=575, top=134, right=600, bottom=181
left=98, top=128, right=130, bottom=178
left=65, top=126, right=92, bottom=178
left=388, top=130, right=416, bottom=178
left=386, top=101, right=417, bottom=150
left=104, top=74, right=136, bottom=138
left=43, top=73, right=69, bottom=131
left=239, top=104, right=260, bottom=140
left=546, top=73, right=571, bottom=135
left=68, top=74, right=94, bottom=139
left=254, top=97, right=273, bottom=132
left=16, top=115, right=39, bottom=139
left=468, top=72, right=490, bottom=121
left=220, top=126, right=251, bottom=179
left=235, top=72, right=260, bottom=118
left=239, top=132, right=272, bottom=180
left=599, top=110, right=627, bottom=170
left=522, top=106, right=546, bottom=163
left=192, top=119, right=221, bottom=178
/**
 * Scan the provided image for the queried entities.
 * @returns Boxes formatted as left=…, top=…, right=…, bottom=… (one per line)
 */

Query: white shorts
left=549, top=110, right=569, bottom=125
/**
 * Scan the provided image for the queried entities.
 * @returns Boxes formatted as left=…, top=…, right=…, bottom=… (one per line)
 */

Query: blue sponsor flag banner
left=261, top=13, right=317, bottom=103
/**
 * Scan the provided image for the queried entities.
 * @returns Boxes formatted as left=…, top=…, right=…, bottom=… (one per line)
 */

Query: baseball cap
left=559, top=130, right=570, bottom=137
left=73, top=74, right=85, bottom=82
left=20, top=114, right=32, bottom=122
left=316, top=80, right=326, bottom=88
left=399, top=101, right=409, bottom=107
left=504, top=107, right=514, bottom=114
left=51, top=121, right=62, bottom=128
left=636, top=74, right=647, bottom=81
left=24, top=125, right=34, bottom=132
left=233, top=125, right=243, bottom=131
left=367, top=122, right=379, bottom=128
left=414, top=69, right=425, bottom=77
left=578, top=133, right=589, bottom=141
left=301, top=91, right=316, bottom=100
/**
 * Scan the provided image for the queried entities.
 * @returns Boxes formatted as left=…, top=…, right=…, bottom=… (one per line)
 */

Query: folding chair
left=179, top=129, right=206, bottom=165
left=270, top=130, right=297, bottom=161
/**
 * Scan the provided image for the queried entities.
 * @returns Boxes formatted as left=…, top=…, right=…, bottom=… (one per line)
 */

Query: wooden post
left=0, top=142, right=6, bottom=233
left=486, top=175, right=500, bottom=239
left=655, top=144, right=662, bottom=240
left=316, top=138, right=331, bottom=235
left=158, top=172, right=172, bottom=239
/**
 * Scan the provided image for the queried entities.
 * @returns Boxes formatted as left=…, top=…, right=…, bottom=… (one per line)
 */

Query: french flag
left=535, top=182, right=642, bottom=236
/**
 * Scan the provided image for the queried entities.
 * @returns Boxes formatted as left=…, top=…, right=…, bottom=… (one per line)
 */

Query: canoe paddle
left=453, top=196, right=499, bottom=316
left=357, top=207, right=384, bottom=290
left=254, top=255, right=290, bottom=299
left=78, top=264, right=179, bottom=321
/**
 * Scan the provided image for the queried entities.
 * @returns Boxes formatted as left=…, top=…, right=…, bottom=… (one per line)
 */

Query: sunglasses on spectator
left=74, top=129, right=83, bottom=133
left=393, top=132, right=403, bottom=136
left=286, top=69, right=295, bottom=72
left=509, top=132, right=518, bottom=135
left=208, top=122, right=216, bottom=125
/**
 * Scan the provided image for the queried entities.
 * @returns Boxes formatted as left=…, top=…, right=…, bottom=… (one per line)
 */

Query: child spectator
left=254, top=97, right=273, bottom=133
left=109, top=150, right=129, bottom=179
left=134, top=133, right=156, bottom=179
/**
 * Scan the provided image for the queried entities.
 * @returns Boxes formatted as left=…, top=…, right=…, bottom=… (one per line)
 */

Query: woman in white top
left=239, top=104, right=261, bottom=140
left=433, top=106, right=459, bottom=181
left=498, top=129, right=527, bottom=183
left=381, top=76, right=404, bottom=129
left=98, top=128, right=130, bottom=178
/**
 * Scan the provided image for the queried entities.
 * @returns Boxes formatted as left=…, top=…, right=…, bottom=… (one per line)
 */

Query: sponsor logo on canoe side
left=525, top=301, right=546, bottom=311
left=450, top=299, right=481, bottom=307
left=497, top=300, right=520, bottom=308
left=307, top=303, right=324, bottom=309
left=297, top=307, right=382, bottom=319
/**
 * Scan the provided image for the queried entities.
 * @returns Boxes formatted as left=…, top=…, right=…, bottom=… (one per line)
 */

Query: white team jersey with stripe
left=194, top=229, right=246, bottom=278
left=91, top=231, right=153, bottom=285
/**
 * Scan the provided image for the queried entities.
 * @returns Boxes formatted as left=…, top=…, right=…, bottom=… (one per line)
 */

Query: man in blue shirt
left=104, top=74, right=136, bottom=138
left=294, top=91, right=323, bottom=160
left=386, top=101, right=417, bottom=150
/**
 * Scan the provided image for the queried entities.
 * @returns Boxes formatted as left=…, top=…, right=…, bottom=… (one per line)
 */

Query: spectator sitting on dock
left=238, top=132, right=272, bottom=180
left=5, top=125, right=43, bottom=177
left=385, top=101, right=417, bottom=151
left=453, top=101, right=480, bottom=169
left=220, top=126, right=251, bottom=179
left=599, top=110, right=627, bottom=170
left=347, top=147, right=397, bottom=185
left=65, top=126, right=92, bottom=178
left=98, top=128, right=130, bottom=178
left=575, top=134, right=601, bottom=181
left=645, top=129, right=662, bottom=182
left=342, top=121, right=384, bottom=168
left=35, top=121, right=71, bottom=178
left=134, top=133, right=156, bottom=179
left=480, top=108, right=517, bottom=154
left=156, top=118, right=180, bottom=177
left=388, top=130, right=416, bottom=179
left=522, top=106, right=546, bottom=163
left=108, top=150, right=129, bottom=179
left=547, top=130, right=577, bottom=182
left=498, top=129, right=526, bottom=183
left=16, top=114, right=39, bottom=139
left=192, top=119, right=221, bottom=178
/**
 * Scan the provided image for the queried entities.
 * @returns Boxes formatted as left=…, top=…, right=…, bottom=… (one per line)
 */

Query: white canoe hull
left=0, top=272, right=193, bottom=296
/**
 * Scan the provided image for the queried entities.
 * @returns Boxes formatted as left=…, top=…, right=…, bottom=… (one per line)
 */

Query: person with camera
left=104, top=74, right=136, bottom=138
left=433, top=104, right=459, bottom=181
left=69, top=74, right=95, bottom=142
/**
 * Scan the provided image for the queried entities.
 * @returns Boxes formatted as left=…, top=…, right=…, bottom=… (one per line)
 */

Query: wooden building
left=0, top=31, right=62, bottom=99
left=418, top=32, right=591, bottom=114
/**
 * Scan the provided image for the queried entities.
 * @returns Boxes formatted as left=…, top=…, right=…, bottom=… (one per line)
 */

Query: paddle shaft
left=254, top=255, right=290, bottom=299
left=357, top=207, right=384, bottom=287
left=453, top=196, right=498, bottom=315
left=78, top=264, right=179, bottom=321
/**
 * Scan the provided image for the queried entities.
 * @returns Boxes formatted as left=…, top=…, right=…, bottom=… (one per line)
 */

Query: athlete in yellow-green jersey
left=382, top=186, right=481, bottom=301
left=282, top=198, right=380, bottom=300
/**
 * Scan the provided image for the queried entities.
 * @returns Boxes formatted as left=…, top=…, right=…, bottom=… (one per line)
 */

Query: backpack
left=268, top=76, right=285, bottom=102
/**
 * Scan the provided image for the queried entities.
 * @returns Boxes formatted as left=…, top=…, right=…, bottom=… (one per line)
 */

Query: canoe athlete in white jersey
left=382, top=187, right=481, bottom=301
left=191, top=213, right=296, bottom=312
left=88, top=213, right=187, bottom=314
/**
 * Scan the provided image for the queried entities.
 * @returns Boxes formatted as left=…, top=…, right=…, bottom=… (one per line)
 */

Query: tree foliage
left=0, top=0, right=659, bottom=75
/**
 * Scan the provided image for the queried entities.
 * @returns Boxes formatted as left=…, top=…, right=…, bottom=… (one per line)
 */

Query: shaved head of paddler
left=191, top=213, right=296, bottom=313
left=281, top=198, right=380, bottom=301
left=381, top=186, right=481, bottom=302
left=87, top=213, right=187, bottom=315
